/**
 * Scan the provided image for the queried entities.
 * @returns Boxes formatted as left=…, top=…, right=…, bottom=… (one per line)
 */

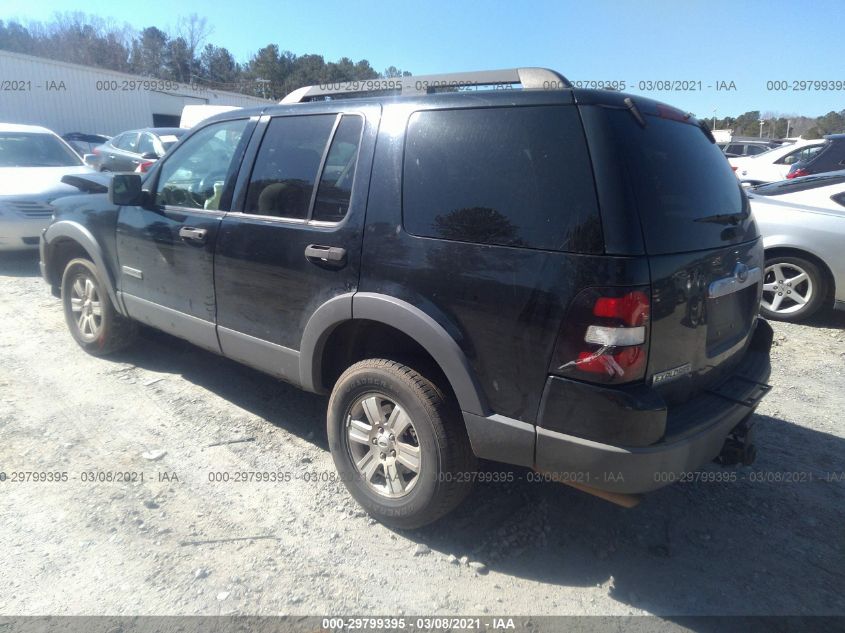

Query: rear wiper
left=694, top=211, right=749, bottom=225
left=623, top=97, right=646, bottom=128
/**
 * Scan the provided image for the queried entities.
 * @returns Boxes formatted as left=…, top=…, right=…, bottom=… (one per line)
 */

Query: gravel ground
left=1, top=250, right=843, bottom=619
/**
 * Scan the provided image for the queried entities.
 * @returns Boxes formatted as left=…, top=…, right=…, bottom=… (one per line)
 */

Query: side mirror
left=109, top=173, right=148, bottom=207
left=140, top=152, right=159, bottom=160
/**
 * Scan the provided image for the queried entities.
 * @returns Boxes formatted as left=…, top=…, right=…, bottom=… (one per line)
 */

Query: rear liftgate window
left=402, top=106, right=602, bottom=253
left=606, top=110, right=750, bottom=254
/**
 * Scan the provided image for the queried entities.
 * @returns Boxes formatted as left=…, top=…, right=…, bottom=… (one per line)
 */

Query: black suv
left=40, top=68, right=772, bottom=528
left=787, top=133, right=845, bottom=179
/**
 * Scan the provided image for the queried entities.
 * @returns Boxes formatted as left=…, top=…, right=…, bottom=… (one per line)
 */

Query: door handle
left=179, top=226, right=208, bottom=244
left=305, top=244, right=346, bottom=266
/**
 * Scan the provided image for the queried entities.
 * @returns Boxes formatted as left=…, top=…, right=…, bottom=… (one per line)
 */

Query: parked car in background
left=93, top=128, right=186, bottom=172
left=787, top=134, right=845, bottom=179
left=40, top=68, right=772, bottom=527
left=61, top=132, right=111, bottom=158
left=0, top=123, right=94, bottom=251
left=730, top=139, right=826, bottom=185
left=718, top=140, right=775, bottom=158
left=748, top=171, right=845, bottom=321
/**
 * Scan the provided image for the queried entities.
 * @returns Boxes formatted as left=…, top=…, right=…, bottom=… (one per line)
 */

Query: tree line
left=705, top=109, right=845, bottom=140
left=0, top=12, right=411, bottom=100
left=1, top=12, right=842, bottom=132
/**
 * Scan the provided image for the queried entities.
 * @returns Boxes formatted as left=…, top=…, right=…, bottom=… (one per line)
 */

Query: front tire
left=327, top=359, right=476, bottom=529
left=760, top=255, right=826, bottom=322
left=61, top=258, right=136, bottom=355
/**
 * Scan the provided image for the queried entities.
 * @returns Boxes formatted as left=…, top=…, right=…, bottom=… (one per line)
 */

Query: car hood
left=0, top=166, right=96, bottom=200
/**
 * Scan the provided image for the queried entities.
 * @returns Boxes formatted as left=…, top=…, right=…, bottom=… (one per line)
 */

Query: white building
left=0, top=50, right=270, bottom=136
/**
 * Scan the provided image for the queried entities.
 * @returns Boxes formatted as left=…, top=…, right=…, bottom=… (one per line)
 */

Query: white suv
left=730, top=140, right=825, bottom=185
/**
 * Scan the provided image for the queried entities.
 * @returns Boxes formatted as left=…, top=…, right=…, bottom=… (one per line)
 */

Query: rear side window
left=605, top=111, right=750, bottom=254
left=403, top=106, right=602, bottom=252
left=313, top=115, right=364, bottom=222
left=245, top=115, right=336, bottom=219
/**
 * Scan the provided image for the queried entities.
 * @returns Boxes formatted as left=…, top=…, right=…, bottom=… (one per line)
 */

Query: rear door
left=213, top=106, right=378, bottom=382
left=116, top=117, right=254, bottom=351
left=592, top=105, right=763, bottom=404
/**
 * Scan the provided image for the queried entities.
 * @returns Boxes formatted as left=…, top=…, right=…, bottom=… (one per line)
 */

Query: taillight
left=786, top=168, right=808, bottom=179
left=731, top=166, right=738, bottom=172
left=92, top=147, right=100, bottom=155
left=551, top=287, right=650, bottom=385
left=136, top=160, right=155, bottom=173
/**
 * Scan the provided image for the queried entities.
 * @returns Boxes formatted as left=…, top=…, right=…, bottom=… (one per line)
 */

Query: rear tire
left=61, top=258, right=137, bottom=355
left=760, top=255, right=826, bottom=322
left=327, top=359, right=476, bottom=529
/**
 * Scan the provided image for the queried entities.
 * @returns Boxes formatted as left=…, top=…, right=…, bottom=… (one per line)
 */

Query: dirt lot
left=1, top=250, right=844, bottom=620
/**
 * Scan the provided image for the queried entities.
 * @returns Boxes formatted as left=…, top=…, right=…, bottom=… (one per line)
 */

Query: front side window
left=403, top=106, right=601, bottom=252
left=137, top=133, right=156, bottom=156
left=155, top=119, right=249, bottom=210
left=244, top=115, right=337, bottom=219
left=115, top=133, right=139, bottom=153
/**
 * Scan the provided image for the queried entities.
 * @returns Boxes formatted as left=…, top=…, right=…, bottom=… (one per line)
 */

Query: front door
left=213, top=107, right=378, bottom=382
left=116, top=117, right=254, bottom=352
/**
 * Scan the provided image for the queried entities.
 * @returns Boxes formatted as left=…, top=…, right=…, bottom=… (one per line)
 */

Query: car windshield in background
left=0, top=132, right=83, bottom=167
left=752, top=171, right=845, bottom=196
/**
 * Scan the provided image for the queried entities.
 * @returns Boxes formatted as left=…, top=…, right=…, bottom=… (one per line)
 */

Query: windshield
left=0, top=132, right=83, bottom=167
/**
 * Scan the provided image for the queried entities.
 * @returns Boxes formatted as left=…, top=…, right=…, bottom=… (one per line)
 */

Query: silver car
left=0, top=123, right=95, bottom=251
left=748, top=171, right=845, bottom=322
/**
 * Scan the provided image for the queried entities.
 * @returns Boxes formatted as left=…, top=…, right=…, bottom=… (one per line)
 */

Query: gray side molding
left=353, top=293, right=488, bottom=416
left=299, top=293, right=354, bottom=393
left=43, top=220, right=124, bottom=315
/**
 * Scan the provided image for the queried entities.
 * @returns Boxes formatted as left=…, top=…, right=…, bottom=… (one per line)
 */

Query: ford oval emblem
left=734, top=262, right=749, bottom=283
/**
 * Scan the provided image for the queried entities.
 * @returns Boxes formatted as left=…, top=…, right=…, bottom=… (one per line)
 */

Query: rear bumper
left=464, top=319, right=773, bottom=495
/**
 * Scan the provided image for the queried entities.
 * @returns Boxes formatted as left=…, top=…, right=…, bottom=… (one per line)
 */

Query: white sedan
left=730, top=139, right=825, bottom=185
left=748, top=172, right=845, bottom=322
left=0, top=123, right=95, bottom=251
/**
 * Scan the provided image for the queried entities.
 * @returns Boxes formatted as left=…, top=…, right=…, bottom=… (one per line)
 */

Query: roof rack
left=280, top=67, right=572, bottom=104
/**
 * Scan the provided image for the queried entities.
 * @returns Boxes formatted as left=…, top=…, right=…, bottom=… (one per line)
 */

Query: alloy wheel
left=345, top=393, right=422, bottom=499
left=762, top=262, right=813, bottom=315
left=69, top=273, right=103, bottom=341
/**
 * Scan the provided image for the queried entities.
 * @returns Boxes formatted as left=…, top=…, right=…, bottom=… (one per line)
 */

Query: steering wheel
left=199, top=170, right=227, bottom=200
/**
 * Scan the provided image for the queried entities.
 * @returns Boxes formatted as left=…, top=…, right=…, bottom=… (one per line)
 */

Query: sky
left=3, top=0, right=844, bottom=119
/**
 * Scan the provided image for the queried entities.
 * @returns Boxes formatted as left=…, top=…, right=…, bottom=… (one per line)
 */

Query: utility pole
left=759, top=119, right=765, bottom=138
left=712, top=107, right=717, bottom=130
left=786, top=119, right=791, bottom=138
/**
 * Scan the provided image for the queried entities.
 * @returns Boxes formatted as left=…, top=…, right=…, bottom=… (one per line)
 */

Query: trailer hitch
left=715, top=416, right=758, bottom=466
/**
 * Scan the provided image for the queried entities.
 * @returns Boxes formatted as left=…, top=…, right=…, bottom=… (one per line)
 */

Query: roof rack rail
left=280, top=67, right=572, bottom=104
